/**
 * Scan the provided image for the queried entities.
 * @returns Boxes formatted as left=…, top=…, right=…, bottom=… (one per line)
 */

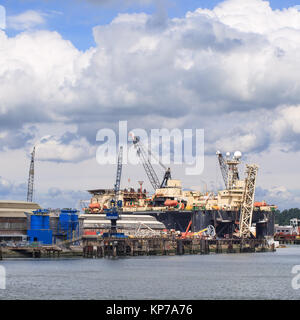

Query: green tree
left=275, top=208, right=300, bottom=225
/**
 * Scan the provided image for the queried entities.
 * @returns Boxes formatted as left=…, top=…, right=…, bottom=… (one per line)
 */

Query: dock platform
left=2, top=245, right=62, bottom=258
left=82, top=236, right=275, bottom=258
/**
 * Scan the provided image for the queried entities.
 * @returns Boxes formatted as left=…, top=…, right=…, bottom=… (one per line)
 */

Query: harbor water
left=1, top=246, right=300, bottom=300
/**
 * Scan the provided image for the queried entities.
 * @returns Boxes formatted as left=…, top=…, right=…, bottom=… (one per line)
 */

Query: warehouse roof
left=0, top=201, right=41, bottom=217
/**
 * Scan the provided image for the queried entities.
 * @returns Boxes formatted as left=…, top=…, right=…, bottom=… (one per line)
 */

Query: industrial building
left=0, top=200, right=41, bottom=242
left=0, top=201, right=83, bottom=245
left=26, top=209, right=83, bottom=245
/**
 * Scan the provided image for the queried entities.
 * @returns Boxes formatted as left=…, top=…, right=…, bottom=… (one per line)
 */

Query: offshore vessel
left=82, top=141, right=276, bottom=239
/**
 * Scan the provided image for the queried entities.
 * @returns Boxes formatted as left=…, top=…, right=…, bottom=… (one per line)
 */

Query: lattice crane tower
left=27, top=146, right=36, bottom=202
left=239, top=164, right=259, bottom=238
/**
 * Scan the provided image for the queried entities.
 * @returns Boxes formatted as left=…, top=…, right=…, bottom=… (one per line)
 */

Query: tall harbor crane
left=106, top=146, right=123, bottom=233
left=113, top=146, right=123, bottom=203
left=132, top=134, right=171, bottom=190
left=239, top=164, right=259, bottom=238
left=216, top=151, right=229, bottom=189
left=27, top=146, right=35, bottom=202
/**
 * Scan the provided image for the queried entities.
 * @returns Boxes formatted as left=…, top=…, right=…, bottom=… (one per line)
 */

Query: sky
left=0, top=0, right=300, bottom=210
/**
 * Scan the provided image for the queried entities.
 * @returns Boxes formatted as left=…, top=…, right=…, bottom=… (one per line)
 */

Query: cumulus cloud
left=256, top=185, right=300, bottom=210
left=0, top=127, right=36, bottom=150
left=7, top=10, right=46, bottom=31
left=0, top=5, right=5, bottom=30
left=1, top=0, right=300, bottom=157
left=0, top=176, right=12, bottom=195
left=214, top=104, right=300, bottom=154
left=39, top=188, right=90, bottom=209
left=0, top=0, right=300, bottom=147
left=0, top=176, right=27, bottom=199
left=35, top=133, right=96, bottom=162
left=0, top=176, right=89, bottom=208
left=272, top=105, right=300, bottom=149
left=1, top=0, right=300, bottom=208
left=191, top=0, right=300, bottom=35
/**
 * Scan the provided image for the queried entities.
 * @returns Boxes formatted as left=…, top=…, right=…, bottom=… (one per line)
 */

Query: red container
left=89, top=203, right=100, bottom=209
left=254, top=201, right=267, bottom=207
left=84, top=231, right=97, bottom=235
left=164, top=199, right=178, bottom=207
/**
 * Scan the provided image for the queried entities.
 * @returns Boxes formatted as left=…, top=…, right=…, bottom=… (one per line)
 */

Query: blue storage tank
left=70, top=213, right=78, bottom=231
left=28, top=209, right=52, bottom=245
left=30, top=209, right=50, bottom=230
left=59, top=213, right=71, bottom=231
left=42, top=215, right=50, bottom=229
left=58, top=209, right=79, bottom=240
left=30, top=215, right=43, bottom=230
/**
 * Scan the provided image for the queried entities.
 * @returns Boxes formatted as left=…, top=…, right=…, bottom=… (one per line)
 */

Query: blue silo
left=27, top=209, right=52, bottom=245
left=58, top=209, right=79, bottom=240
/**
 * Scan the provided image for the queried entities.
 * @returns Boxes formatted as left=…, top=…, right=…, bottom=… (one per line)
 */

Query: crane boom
left=132, top=136, right=161, bottom=190
left=114, top=146, right=123, bottom=202
left=216, top=151, right=228, bottom=189
left=27, top=146, right=35, bottom=202
left=239, top=164, right=259, bottom=238
left=181, top=219, right=193, bottom=239
left=106, top=146, right=123, bottom=234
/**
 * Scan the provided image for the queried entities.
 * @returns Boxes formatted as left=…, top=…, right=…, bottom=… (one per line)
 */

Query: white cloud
left=272, top=105, right=300, bottom=137
left=216, top=133, right=257, bottom=153
left=7, top=10, right=46, bottom=31
left=1, top=0, right=300, bottom=208
left=189, top=0, right=300, bottom=35
left=0, top=176, right=12, bottom=195
left=1, top=0, right=300, bottom=138
left=0, top=5, right=5, bottom=30
left=1, top=1, right=300, bottom=134
left=35, top=134, right=96, bottom=162
left=210, top=103, right=300, bottom=154
left=0, top=175, right=89, bottom=208
left=256, top=185, right=300, bottom=210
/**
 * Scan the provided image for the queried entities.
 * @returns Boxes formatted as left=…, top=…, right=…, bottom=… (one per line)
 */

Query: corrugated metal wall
left=0, top=218, right=27, bottom=231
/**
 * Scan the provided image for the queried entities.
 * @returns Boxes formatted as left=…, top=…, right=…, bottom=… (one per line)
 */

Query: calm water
left=1, top=246, right=300, bottom=300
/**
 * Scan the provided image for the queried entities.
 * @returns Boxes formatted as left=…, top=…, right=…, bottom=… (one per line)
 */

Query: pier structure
left=82, top=235, right=275, bottom=258
left=1, top=245, right=62, bottom=258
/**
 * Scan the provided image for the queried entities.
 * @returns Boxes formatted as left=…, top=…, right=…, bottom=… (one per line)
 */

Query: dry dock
left=82, top=236, right=275, bottom=258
